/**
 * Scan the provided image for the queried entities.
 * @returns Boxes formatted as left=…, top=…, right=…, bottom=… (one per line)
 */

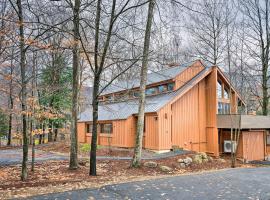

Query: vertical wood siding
left=78, top=122, right=86, bottom=143
left=219, top=130, right=243, bottom=158
left=144, top=115, right=158, bottom=149
left=171, top=80, right=207, bottom=151
left=205, top=67, right=219, bottom=156
left=174, top=60, right=205, bottom=90
left=242, top=131, right=265, bottom=161
left=157, top=104, right=172, bottom=150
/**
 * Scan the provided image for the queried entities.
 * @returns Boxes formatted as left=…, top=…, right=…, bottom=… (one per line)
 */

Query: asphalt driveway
left=0, top=148, right=67, bottom=166
left=25, top=167, right=270, bottom=200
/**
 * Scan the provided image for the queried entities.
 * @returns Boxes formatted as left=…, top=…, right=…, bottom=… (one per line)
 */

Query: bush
left=80, top=143, right=101, bottom=153
left=80, top=144, right=91, bottom=152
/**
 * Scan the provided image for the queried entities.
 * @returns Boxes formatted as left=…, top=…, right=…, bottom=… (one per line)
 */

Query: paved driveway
left=26, top=167, right=270, bottom=200
left=0, top=148, right=67, bottom=166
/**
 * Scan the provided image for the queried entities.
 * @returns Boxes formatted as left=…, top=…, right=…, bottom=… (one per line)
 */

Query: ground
left=0, top=142, right=259, bottom=199
left=26, top=167, right=270, bottom=200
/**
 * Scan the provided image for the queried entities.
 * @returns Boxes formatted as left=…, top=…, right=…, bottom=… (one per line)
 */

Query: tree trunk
left=7, top=51, right=14, bottom=146
left=31, top=122, right=35, bottom=172
left=17, top=0, right=28, bottom=181
left=131, top=0, right=155, bottom=167
left=89, top=76, right=100, bottom=176
left=54, top=128, right=58, bottom=142
left=262, top=62, right=268, bottom=115
left=69, top=0, right=80, bottom=170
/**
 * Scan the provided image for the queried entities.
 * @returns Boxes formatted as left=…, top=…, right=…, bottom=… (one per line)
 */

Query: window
left=146, top=87, right=157, bottom=95
left=100, top=123, right=113, bottom=133
left=105, top=95, right=113, bottom=101
left=217, top=80, right=222, bottom=98
left=158, top=85, right=167, bottom=93
left=224, top=103, right=230, bottom=114
left=224, top=88, right=230, bottom=99
left=86, top=124, right=93, bottom=133
left=218, top=102, right=230, bottom=114
left=168, top=83, right=175, bottom=91
left=218, top=102, right=223, bottom=114
left=132, top=91, right=140, bottom=98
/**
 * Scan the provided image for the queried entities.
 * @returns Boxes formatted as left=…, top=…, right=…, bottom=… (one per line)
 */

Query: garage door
left=242, top=131, right=265, bottom=161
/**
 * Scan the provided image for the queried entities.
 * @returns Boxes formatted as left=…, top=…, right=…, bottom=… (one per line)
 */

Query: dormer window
left=158, top=85, right=167, bottom=93
left=168, top=83, right=175, bottom=91
left=146, top=87, right=157, bottom=95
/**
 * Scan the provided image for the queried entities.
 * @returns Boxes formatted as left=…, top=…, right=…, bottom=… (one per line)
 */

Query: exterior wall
left=220, top=130, right=266, bottom=161
left=171, top=80, right=207, bottom=152
left=174, top=60, right=205, bottom=90
left=144, top=114, right=159, bottom=149
left=157, top=104, right=172, bottom=150
left=79, top=117, right=136, bottom=148
left=205, top=67, right=219, bottom=156
left=219, top=130, right=243, bottom=158
left=78, top=122, right=86, bottom=143
left=242, top=130, right=265, bottom=161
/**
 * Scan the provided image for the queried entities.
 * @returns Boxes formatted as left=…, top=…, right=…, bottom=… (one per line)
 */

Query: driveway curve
left=26, top=167, right=270, bottom=200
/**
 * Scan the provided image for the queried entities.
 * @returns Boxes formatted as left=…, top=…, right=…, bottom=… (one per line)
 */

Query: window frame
left=100, top=123, right=113, bottom=134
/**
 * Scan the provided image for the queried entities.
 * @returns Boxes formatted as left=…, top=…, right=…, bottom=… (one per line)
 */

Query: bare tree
left=69, top=0, right=81, bottom=170
left=132, top=0, right=155, bottom=167
left=240, top=0, right=270, bottom=115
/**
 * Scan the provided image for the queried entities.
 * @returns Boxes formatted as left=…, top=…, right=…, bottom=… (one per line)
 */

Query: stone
left=193, top=154, right=203, bottom=164
left=177, top=158, right=184, bottom=163
left=159, top=165, right=173, bottom=172
left=143, top=161, right=158, bottom=168
left=186, top=157, right=193, bottom=163
left=179, top=163, right=186, bottom=168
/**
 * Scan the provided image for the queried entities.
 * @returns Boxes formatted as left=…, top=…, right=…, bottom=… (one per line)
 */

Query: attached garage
left=217, top=115, right=270, bottom=162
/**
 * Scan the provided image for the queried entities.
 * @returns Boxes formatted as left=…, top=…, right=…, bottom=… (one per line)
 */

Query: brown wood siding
left=205, top=67, right=219, bottom=156
left=157, top=104, right=172, bottom=150
left=242, top=130, right=265, bottom=161
left=78, top=122, right=86, bottom=143
left=144, top=115, right=159, bottom=149
left=172, top=85, right=197, bottom=150
left=81, top=118, right=136, bottom=148
left=219, top=130, right=243, bottom=158
left=174, top=60, right=205, bottom=90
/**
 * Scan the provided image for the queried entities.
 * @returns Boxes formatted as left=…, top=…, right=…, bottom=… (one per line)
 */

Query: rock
left=185, top=157, right=193, bottom=163
left=193, top=154, right=203, bottom=164
left=159, top=165, right=173, bottom=172
left=143, top=161, right=158, bottom=168
left=199, top=152, right=208, bottom=159
left=177, top=158, right=184, bottom=163
left=179, top=163, right=186, bottom=168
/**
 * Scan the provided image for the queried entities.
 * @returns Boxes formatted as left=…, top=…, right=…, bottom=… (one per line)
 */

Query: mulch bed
left=0, top=153, right=256, bottom=199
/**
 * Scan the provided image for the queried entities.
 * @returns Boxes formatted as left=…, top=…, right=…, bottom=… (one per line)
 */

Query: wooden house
left=78, top=60, right=270, bottom=161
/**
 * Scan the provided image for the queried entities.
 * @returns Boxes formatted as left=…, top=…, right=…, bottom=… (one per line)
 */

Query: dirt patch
left=0, top=154, right=256, bottom=199
left=37, top=142, right=143, bottom=157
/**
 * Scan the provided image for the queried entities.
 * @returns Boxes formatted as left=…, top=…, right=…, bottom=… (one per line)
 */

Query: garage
left=217, top=115, right=270, bottom=161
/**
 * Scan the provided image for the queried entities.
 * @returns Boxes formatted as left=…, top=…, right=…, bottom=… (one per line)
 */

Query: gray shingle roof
left=101, top=61, right=194, bottom=95
left=78, top=66, right=211, bottom=122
